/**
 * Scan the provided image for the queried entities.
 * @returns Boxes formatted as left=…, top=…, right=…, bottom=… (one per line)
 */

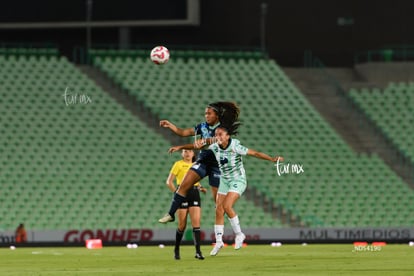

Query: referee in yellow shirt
left=166, top=149, right=206, bottom=260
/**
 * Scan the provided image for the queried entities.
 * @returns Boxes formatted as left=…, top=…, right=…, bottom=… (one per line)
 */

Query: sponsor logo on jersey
left=220, top=157, right=228, bottom=165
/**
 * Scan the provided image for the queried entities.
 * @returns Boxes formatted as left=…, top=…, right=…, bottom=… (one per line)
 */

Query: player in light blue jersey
left=208, top=124, right=283, bottom=256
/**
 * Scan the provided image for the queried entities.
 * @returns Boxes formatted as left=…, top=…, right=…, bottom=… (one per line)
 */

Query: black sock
left=175, top=229, right=184, bottom=249
left=193, top=227, right=201, bottom=253
left=168, top=193, right=186, bottom=217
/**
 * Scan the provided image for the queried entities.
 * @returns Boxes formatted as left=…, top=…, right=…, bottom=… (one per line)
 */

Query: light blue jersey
left=208, top=138, right=249, bottom=182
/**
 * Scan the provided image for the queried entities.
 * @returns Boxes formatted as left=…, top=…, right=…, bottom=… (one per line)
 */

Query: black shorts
left=179, top=186, right=201, bottom=209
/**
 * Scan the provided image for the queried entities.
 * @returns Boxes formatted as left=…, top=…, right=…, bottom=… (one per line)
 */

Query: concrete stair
left=283, top=66, right=414, bottom=188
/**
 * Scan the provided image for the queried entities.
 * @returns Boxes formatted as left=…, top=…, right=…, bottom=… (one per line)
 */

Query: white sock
left=214, top=224, right=224, bottom=243
left=229, top=215, right=242, bottom=235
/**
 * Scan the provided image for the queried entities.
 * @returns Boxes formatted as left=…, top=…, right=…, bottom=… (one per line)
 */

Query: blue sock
left=168, top=193, right=186, bottom=217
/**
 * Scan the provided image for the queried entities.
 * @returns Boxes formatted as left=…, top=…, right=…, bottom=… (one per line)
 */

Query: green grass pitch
left=1, top=244, right=413, bottom=275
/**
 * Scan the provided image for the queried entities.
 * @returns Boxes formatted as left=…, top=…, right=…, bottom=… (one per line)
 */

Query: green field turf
left=1, top=244, right=413, bottom=275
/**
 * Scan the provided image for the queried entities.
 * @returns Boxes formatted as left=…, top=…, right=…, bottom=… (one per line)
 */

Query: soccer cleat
left=210, top=242, right=224, bottom=256
left=195, top=252, right=205, bottom=260
left=234, top=233, right=246, bottom=250
left=158, top=213, right=174, bottom=223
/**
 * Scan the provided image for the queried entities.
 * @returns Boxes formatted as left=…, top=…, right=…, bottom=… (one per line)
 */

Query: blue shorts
left=190, top=162, right=220, bottom=188
left=190, top=149, right=220, bottom=188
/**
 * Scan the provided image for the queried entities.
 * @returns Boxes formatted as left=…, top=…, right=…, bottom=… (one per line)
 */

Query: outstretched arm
left=168, top=137, right=215, bottom=153
left=160, top=120, right=195, bottom=137
left=247, top=149, right=283, bottom=162
left=168, top=143, right=196, bottom=153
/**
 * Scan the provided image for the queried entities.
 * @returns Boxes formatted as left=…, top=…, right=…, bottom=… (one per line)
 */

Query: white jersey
left=208, top=138, right=249, bottom=181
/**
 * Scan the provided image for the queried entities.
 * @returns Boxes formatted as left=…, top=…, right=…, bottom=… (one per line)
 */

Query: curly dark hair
left=207, top=101, right=241, bottom=135
left=217, top=122, right=241, bottom=136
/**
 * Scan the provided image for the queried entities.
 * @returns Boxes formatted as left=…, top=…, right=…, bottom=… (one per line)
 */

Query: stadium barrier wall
left=1, top=227, right=414, bottom=246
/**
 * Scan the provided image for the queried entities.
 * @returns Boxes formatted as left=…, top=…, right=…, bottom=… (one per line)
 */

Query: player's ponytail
left=208, top=101, right=241, bottom=135
left=218, top=121, right=241, bottom=136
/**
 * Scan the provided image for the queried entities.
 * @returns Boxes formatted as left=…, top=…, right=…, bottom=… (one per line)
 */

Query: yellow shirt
left=170, top=160, right=200, bottom=186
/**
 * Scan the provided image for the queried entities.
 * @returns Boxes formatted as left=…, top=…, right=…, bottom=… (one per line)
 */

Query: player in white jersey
left=207, top=124, right=283, bottom=256
left=158, top=102, right=240, bottom=224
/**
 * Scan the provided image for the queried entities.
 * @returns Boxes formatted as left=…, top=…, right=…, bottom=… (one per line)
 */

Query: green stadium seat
left=0, top=52, right=177, bottom=230
left=2, top=49, right=409, bottom=231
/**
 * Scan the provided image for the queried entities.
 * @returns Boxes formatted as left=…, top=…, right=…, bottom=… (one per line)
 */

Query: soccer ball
left=150, top=46, right=170, bottom=65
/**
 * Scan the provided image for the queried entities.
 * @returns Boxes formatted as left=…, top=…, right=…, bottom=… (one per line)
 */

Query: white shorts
left=218, top=177, right=247, bottom=195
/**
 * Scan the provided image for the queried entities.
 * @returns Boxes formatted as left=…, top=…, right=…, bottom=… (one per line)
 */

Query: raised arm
left=168, top=143, right=196, bottom=153
left=160, top=120, right=195, bottom=137
left=247, top=149, right=283, bottom=162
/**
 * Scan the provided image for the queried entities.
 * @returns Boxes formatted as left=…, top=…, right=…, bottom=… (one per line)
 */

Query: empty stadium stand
left=348, top=82, right=414, bottom=164
left=0, top=49, right=283, bottom=231
left=0, top=50, right=176, bottom=230
left=91, top=49, right=414, bottom=228
left=1, top=48, right=413, bottom=232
